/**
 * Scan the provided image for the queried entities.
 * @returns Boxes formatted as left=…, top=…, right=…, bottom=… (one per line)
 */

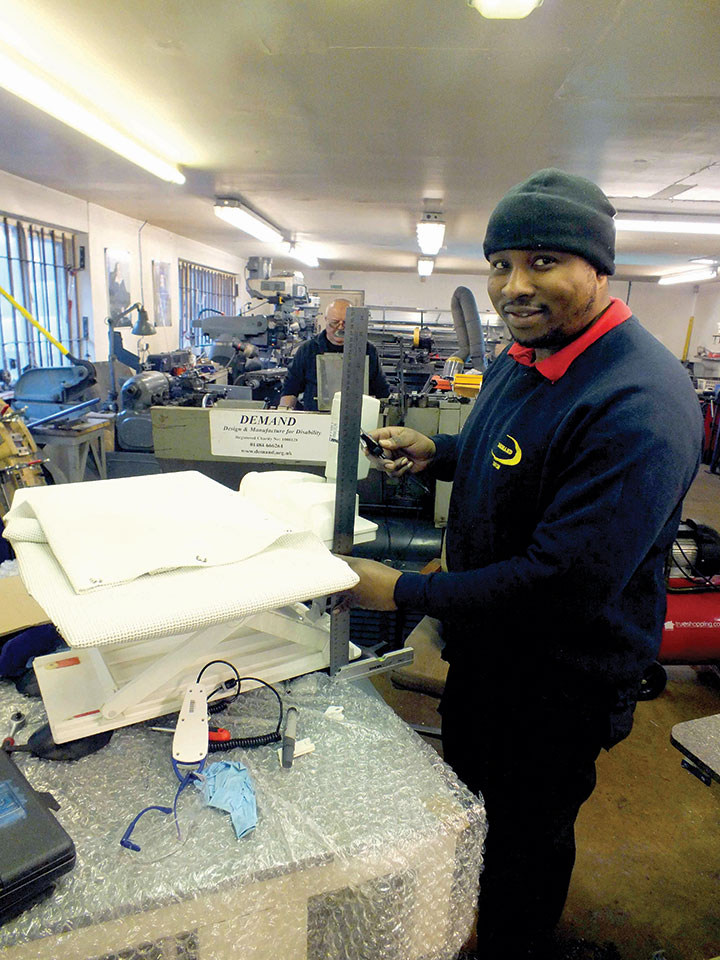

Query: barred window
left=178, top=260, right=238, bottom=351
left=0, top=217, right=84, bottom=381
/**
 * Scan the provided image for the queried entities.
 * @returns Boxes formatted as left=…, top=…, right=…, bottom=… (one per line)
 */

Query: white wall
left=0, top=169, right=245, bottom=362
left=302, top=269, right=497, bottom=315
left=611, top=279, right=720, bottom=360
left=303, top=268, right=720, bottom=362
left=690, top=286, right=720, bottom=358
left=85, top=203, right=244, bottom=358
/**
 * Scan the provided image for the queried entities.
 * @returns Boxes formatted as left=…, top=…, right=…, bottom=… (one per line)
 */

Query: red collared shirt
left=508, top=298, right=632, bottom=383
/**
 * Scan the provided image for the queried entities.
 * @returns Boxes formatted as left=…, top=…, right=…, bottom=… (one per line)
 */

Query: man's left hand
left=338, top=556, right=401, bottom=611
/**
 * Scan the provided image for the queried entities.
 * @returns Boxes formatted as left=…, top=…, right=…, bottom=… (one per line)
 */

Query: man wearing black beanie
left=341, top=170, right=703, bottom=958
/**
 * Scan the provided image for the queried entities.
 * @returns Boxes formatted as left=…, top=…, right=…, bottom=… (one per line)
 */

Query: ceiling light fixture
left=416, top=213, right=445, bottom=256
left=657, top=267, right=718, bottom=286
left=616, top=218, right=720, bottom=236
left=214, top=199, right=283, bottom=243
left=417, top=258, right=435, bottom=277
left=0, top=49, right=185, bottom=184
left=285, top=243, right=320, bottom=268
left=468, top=0, right=543, bottom=19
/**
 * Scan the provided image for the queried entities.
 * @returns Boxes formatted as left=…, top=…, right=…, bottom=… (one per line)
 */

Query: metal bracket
left=680, top=758, right=713, bottom=787
left=332, top=646, right=414, bottom=681
left=409, top=724, right=442, bottom=740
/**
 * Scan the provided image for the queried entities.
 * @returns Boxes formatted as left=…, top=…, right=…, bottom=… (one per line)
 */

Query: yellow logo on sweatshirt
left=492, top=434, right=522, bottom=469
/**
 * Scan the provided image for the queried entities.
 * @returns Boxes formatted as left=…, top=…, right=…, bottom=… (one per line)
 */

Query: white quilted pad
left=4, top=471, right=293, bottom=593
left=11, top=531, right=357, bottom=648
left=4, top=471, right=358, bottom=647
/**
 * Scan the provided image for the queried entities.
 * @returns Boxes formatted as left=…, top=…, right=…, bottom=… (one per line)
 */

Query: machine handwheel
left=638, top=661, right=668, bottom=700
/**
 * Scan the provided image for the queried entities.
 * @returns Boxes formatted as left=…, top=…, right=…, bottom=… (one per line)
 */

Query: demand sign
left=210, top=409, right=331, bottom=462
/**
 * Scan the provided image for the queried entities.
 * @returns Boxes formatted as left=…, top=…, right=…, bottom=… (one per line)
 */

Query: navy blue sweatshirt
left=395, top=306, right=703, bottom=706
left=281, top=331, right=390, bottom=410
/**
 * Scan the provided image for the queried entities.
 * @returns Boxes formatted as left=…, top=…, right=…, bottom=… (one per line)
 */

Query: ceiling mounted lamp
left=657, top=266, right=718, bottom=286
left=616, top=218, right=720, bottom=236
left=214, top=199, right=283, bottom=243
left=0, top=49, right=185, bottom=184
left=285, top=242, right=320, bottom=268
left=468, top=0, right=543, bottom=18
left=416, top=213, right=445, bottom=256
left=417, top=258, right=435, bottom=277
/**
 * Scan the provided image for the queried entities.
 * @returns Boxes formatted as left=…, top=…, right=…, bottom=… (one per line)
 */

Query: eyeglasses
left=326, top=318, right=345, bottom=329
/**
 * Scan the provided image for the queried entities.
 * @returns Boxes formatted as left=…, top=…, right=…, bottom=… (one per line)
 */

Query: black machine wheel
left=638, top=661, right=668, bottom=700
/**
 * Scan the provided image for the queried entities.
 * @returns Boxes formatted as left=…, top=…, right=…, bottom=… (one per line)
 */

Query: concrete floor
left=372, top=467, right=720, bottom=960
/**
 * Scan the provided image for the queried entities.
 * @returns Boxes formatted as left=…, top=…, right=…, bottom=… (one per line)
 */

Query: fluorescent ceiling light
left=214, top=200, right=283, bottom=243
left=616, top=218, right=720, bottom=236
left=0, top=49, right=185, bottom=184
left=417, top=258, right=434, bottom=277
left=657, top=268, right=718, bottom=286
left=285, top=243, right=320, bottom=268
left=416, top=214, right=445, bottom=256
left=469, top=0, right=543, bottom=18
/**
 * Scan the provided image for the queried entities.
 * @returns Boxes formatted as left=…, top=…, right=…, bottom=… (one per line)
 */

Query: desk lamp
left=131, top=306, right=157, bottom=371
left=107, top=303, right=156, bottom=409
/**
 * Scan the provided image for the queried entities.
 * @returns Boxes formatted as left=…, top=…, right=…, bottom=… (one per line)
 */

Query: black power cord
left=195, top=660, right=284, bottom=751
left=667, top=537, right=720, bottom=593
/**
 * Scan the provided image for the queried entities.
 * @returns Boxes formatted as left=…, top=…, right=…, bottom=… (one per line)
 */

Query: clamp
left=2, top=710, right=26, bottom=749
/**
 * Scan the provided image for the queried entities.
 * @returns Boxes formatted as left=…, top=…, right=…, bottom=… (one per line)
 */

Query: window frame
left=0, top=216, right=83, bottom=381
left=178, top=259, right=239, bottom=353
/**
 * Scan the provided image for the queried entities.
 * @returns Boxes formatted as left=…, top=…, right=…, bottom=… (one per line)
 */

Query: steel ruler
left=328, top=306, right=415, bottom=681
left=329, top=306, right=368, bottom=675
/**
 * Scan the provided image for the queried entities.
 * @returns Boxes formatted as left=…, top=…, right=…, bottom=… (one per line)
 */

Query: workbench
left=0, top=675, right=486, bottom=960
left=31, top=418, right=111, bottom=484
left=671, top=713, right=720, bottom=788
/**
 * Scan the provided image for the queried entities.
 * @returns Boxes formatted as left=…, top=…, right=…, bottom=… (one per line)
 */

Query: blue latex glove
left=196, top=759, right=257, bottom=839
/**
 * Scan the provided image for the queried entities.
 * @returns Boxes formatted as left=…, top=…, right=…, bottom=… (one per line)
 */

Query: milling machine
left=115, top=258, right=320, bottom=450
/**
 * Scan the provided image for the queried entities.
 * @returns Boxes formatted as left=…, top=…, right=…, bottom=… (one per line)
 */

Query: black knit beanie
left=483, top=168, right=616, bottom=275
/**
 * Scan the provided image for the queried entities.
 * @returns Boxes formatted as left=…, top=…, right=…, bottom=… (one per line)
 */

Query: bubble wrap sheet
left=0, top=674, right=486, bottom=960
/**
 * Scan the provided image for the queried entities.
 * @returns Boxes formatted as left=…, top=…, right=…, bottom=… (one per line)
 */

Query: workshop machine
left=0, top=284, right=97, bottom=423
left=115, top=257, right=317, bottom=451
left=0, top=406, right=46, bottom=517
left=641, top=518, right=720, bottom=698
left=115, top=361, right=239, bottom=452
left=116, top=258, right=320, bottom=452
left=367, top=285, right=495, bottom=401
left=192, top=256, right=319, bottom=395
left=116, top=263, right=315, bottom=450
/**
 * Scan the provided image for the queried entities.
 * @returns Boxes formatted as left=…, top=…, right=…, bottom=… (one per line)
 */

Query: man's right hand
left=367, top=426, right=436, bottom=477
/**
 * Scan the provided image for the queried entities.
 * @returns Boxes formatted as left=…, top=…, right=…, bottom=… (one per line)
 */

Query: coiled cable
left=196, top=660, right=284, bottom=751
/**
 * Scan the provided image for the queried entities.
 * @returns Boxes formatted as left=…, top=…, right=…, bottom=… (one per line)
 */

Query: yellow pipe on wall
left=681, top=284, right=700, bottom=364
left=0, top=283, right=69, bottom=356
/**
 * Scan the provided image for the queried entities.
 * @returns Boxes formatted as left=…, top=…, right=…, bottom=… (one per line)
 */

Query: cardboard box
left=0, top=576, right=50, bottom=639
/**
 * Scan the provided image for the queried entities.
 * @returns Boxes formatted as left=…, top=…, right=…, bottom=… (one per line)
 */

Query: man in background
left=278, top=297, right=389, bottom=410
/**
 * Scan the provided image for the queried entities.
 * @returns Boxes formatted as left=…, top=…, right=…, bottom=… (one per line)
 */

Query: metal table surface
left=670, top=713, right=720, bottom=788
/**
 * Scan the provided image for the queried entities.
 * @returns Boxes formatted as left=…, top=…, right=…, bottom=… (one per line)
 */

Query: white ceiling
left=1, top=0, right=720, bottom=281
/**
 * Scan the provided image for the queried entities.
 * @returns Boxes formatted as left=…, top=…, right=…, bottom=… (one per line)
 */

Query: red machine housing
left=660, top=580, right=720, bottom=663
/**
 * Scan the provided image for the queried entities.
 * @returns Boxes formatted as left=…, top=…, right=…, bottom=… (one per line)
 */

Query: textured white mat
left=4, top=471, right=293, bottom=593
left=11, top=531, right=357, bottom=648
left=4, top=471, right=357, bottom=647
